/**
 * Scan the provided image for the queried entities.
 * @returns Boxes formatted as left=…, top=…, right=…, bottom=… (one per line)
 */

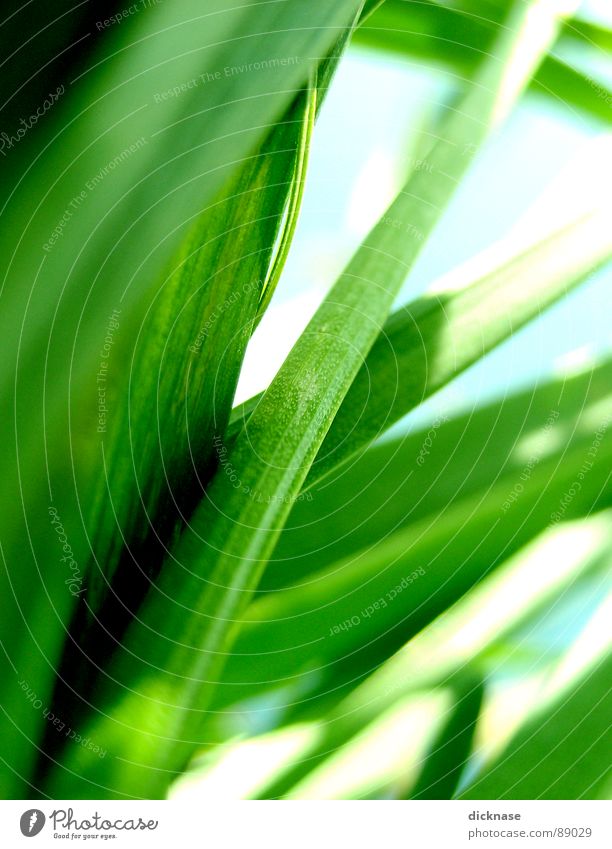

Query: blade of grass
left=44, top=0, right=573, bottom=799
left=40, top=83, right=320, bottom=767
left=212, top=370, right=612, bottom=713
left=307, top=213, right=612, bottom=487
left=567, top=17, right=612, bottom=53
left=255, top=82, right=316, bottom=326
left=0, top=0, right=365, bottom=798
left=86, top=84, right=319, bottom=610
left=229, top=204, right=612, bottom=492
left=255, top=26, right=356, bottom=327
left=285, top=689, right=452, bottom=800
left=43, top=50, right=337, bottom=776
left=263, top=359, right=612, bottom=593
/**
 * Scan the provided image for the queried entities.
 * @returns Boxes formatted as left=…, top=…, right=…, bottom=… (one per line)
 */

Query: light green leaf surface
left=265, top=359, right=612, bottom=593
left=43, top=83, right=318, bottom=748
left=304, top=208, right=612, bottom=490
left=87, top=84, right=317, bottom=606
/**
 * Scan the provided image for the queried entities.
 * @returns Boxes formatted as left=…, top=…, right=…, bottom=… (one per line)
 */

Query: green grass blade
left=0, top=0, right=364, bottom=798
left=567, top=17, right=612, bottom=52
left=265, top=361, right=612, bottom=593
left=86, top=87, right=317, bottom=607
left=255, top=25, right=356, bottom=327
left=40, top=85, right=319, bottom=758
left=282, top=690, right=453, bottom=799
left=251, top=677, right=483, bottom=800
left=535, top=56, right=612, bottom=125
left=229, top=206, right=612, bottom=492
left=212, top=362, right=612, bottom=712
left=255, top=82, right=317, bottom=326
left=43, top=48, right=343, bottom=774
left=306, top=211, right=612, bottom=489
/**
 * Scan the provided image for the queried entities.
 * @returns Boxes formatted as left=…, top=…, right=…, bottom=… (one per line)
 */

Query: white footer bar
left=0, top=800, right=610, bottom=848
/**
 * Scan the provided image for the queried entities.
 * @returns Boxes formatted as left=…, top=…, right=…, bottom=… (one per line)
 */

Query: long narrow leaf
left=212, top=366, right=612, bottom=714
left=41, top=84, right=318, bottom=763
left=229, top=205, right=612, bottom=493
left=265, top=359, right=612, bottom=592
left=0, top=0, right=364, bottom=799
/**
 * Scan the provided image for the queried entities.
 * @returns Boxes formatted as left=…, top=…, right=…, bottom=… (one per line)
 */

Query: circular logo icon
left=19, top=810, right=46, bottom=837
